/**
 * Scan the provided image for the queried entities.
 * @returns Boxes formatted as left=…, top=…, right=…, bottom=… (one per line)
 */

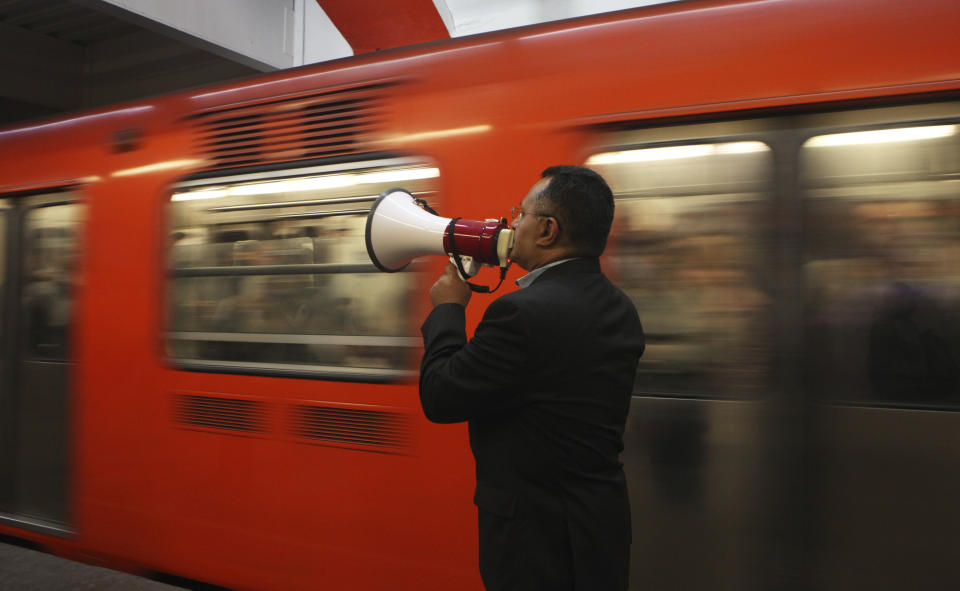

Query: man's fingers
left=445, top=261, right=465, bottom=282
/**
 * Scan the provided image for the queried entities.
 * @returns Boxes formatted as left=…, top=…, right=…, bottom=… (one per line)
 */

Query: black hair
left=538, top=165, right=615, bottom=257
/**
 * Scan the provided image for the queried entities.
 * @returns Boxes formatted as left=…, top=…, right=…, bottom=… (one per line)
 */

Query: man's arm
left=419, top=296, right=528, bottom=423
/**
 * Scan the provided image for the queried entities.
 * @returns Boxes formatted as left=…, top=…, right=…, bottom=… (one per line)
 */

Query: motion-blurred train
left=1, top=0, right=959, bottom=589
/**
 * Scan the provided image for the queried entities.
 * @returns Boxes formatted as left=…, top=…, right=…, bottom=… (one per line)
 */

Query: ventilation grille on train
left=188, top=82, right=396, bottom=173
left=290, top=404, right=411, bottom=450
left=175, top=394, right=267, bottom=434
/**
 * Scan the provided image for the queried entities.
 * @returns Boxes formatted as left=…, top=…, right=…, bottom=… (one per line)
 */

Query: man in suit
left=420, top=165, right=645, bottom=590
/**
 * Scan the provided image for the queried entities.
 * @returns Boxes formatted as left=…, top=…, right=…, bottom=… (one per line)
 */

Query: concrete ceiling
left=0, top=0, right=265, bottom=126
left=0, top=0, right=670, bottom=127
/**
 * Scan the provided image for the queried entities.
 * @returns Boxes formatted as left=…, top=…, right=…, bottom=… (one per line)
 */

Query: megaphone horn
left=365, top=188, right=514, bottom=277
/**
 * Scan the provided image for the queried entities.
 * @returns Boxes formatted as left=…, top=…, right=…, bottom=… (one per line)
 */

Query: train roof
left=1, top=0, right=958, bottom=149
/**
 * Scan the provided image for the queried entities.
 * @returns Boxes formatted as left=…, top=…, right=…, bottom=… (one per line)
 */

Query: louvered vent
left=175, top=394, right=267, bottom=434
left=188, top=82, right=396, bottom=173
left=290, top=404, right=411, bottom=450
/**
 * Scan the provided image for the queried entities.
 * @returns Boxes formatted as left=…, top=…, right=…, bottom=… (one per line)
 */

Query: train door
left=799, top=102, right=960, bottom=589
left=588, top=120, right=781, bottom=591
left=0, top=191, right=84, bottom=535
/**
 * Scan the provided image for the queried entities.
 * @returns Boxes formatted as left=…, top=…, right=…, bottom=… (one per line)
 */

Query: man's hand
left=430, top=262, right=472, bottom=308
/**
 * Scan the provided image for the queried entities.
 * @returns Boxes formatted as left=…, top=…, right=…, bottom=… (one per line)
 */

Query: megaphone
left=365, top=188, right=514, bottom=290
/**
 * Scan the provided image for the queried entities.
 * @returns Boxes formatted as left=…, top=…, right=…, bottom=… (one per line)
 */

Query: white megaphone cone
left=365, top=189, right=453, bottom=272
left=365, top=189, right=514, bottom=289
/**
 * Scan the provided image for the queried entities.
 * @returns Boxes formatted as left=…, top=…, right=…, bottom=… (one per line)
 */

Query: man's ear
left=534, top=216, right=561, bottom=247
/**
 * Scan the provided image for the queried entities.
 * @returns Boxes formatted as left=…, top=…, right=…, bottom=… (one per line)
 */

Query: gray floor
left=0, top=541, right=186, bottom=590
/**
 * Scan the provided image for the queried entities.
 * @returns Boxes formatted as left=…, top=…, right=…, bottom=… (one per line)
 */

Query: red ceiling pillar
left=316, top=0, right=450, bottom=54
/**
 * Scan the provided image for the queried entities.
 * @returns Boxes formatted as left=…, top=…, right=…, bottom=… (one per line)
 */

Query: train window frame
left=798, top=105, right=960, bottom=410
left=586, top=127, right=776, bottom=400
left=164, top=156, right=437, bottom=383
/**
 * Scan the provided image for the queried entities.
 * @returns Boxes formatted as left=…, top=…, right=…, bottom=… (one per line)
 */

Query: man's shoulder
left=487, top=288, right=529, bottom=315
left=510, top=268, right=637, bottom=313
left=496, top=270, right=601, bottom=309
left=479, top=286, right=546, bottom=324
left=496, top=280, right=553, bottom=305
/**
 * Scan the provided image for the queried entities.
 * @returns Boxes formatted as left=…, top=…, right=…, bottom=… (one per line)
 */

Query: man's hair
left=538, top=165, right=615, bottom=257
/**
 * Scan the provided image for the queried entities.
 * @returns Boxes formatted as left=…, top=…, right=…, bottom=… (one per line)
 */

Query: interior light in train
left=228, top=174, right=358, bottom=196
left=170, top=167, right=440, bottom=202
left=586, top=141, right=767, bottom=165
left=171, top=188, right=228, bottom=202
left=805, top=124, right=957, bottom=147
left=358, top=167, right=441, bottom=184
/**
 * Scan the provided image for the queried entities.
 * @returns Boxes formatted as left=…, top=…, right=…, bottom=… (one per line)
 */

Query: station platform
left=0, top=540, right=189, bottom=590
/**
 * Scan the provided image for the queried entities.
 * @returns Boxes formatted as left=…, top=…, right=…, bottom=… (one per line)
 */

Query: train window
left=22, top=202, right=84, bottom=361
left=588, top=140, right=772, bottom=397
left=167, top=158, right=437, bottom=380
left=802, top=122, right=960, bottom=407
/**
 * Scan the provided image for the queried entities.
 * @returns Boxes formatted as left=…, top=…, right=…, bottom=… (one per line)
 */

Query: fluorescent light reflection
left=112, top=159, right=201, bottom=178
left=171, top=167, right=440, bottom=202
left=0, top=106, right=155, bottom=140
left=389, top=125, right=491, bottom=143
left=806, top=125, right=958, bottom=148
left=587, top=141, right=767, bottom=166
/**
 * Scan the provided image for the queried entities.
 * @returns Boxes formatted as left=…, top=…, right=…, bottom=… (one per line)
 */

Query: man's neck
left=525, top=249, right=575, bottom=273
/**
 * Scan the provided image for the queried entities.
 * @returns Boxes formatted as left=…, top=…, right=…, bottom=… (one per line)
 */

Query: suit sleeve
left=419, top=298, right=528, bottom=423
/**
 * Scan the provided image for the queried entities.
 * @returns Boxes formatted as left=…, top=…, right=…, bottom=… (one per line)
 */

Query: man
left=419, top=165, right=645, bottom=590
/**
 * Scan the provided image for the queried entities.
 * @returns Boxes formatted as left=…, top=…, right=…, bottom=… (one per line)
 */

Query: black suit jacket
left=420, top=258, right=644, bottom=591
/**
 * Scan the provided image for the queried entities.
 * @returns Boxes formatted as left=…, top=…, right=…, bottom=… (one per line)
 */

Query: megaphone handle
left=450, top=255, right=479, bottom=280
left=445, top=216, right=507, bottom=294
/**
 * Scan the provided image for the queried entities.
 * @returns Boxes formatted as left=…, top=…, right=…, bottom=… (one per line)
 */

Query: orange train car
left=2, top=0, right=960, bottom=589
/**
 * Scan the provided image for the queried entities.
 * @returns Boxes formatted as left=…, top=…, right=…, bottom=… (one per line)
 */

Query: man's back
left=421, top=258, right=644, bottom=590
left=419, top=165, right=643, bottom=590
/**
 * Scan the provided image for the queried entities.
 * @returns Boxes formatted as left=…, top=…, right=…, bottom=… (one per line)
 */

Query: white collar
left=515, top=258, right=578, bottom=289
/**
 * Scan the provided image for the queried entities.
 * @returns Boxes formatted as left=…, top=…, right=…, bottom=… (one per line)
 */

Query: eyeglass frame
left=510, top=204, right=556, bottom=222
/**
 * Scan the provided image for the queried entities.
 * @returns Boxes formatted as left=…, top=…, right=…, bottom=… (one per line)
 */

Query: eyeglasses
left=510, top=205, right=553, bottom=221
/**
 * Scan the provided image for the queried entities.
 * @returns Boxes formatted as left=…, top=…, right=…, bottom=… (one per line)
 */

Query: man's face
left=509, top=177, right=552, bottom=271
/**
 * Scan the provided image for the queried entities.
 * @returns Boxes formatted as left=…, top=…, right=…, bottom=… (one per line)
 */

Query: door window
left=589, top=140, right=773, bottom=397
left=22, top=203, right=84, bottom=361
left=802, top=123, right=960, bottom=406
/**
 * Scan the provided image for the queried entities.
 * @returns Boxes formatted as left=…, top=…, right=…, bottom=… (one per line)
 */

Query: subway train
left=1, top=0, right=959, bottom=589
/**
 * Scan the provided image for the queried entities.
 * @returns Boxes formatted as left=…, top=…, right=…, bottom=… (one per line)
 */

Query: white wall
left=434, top=0, right=674, bottom=37
left=99, top=0, right=351, bottom=69
left=100, top=0, right=294, bottom=69
left=301, top=0, right=353, bottom=65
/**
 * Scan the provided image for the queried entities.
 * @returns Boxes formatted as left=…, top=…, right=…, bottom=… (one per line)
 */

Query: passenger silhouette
left=868, top=282, right=959, bottom=403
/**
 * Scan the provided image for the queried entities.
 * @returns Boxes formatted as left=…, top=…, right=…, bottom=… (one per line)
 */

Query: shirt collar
left=515, top=258, right=579, bottom=289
